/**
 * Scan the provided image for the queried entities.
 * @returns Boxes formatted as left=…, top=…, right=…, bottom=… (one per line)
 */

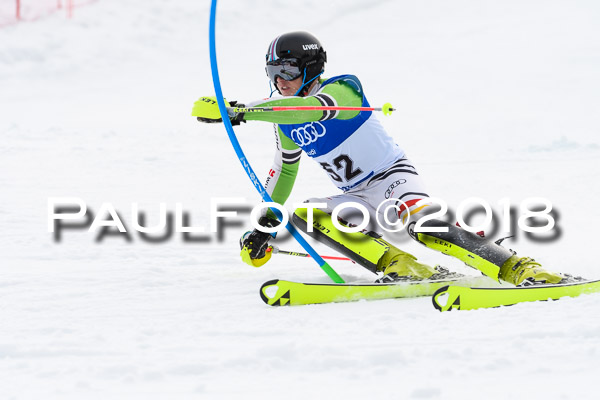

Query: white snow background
left=1, top=0, right=600, bottom=399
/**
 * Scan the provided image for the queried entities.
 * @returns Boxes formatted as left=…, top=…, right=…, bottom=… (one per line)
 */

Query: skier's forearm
left=264, top=128, right=301, bottom=219
left=243, top=97, right=324, bottom=124
left=265, top=160, right=300, bottom=220
left=271, top=160, right=299, bottom=204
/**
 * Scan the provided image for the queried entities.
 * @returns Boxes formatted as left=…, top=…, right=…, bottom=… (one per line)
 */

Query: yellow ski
left=260, top=276, right=492, bottom=306
left=432, top=279, right=600, bottom=312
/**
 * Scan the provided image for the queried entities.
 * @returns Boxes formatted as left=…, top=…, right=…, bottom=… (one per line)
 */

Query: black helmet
left=265, top=31, right=327, bottom=95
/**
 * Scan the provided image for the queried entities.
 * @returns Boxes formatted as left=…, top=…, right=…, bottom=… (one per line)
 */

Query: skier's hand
left=191, top=96, right=246, bottom=126
left=239, top=217, right=280, bottom=267
left=227, top=100, right=246, bottom=126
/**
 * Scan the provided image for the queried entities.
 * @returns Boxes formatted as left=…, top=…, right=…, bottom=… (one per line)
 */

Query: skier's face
left=276, top=76, right=303, bottom=97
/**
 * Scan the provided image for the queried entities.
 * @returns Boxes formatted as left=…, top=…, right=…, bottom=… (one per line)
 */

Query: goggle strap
left=294, top=70, right=323, bottom=97
left=269, top=80, right=278, bottom=97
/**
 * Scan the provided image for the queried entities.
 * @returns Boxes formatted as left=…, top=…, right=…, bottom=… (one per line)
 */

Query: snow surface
left=1, top=0, right=600, bottom=398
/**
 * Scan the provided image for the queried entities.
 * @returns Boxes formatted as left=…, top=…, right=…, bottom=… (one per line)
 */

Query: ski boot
left=376, top=264, right=462, bottom=283
left=499, top=254, right=564, bottom=286
left=374, top=243, right=438, bottom=283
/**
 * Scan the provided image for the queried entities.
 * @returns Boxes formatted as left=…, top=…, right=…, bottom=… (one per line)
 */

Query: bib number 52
left=320, top=154, right=363, bottom=182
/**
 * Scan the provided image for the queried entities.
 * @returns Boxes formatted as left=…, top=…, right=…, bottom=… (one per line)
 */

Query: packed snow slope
left=1, top=0, right=599, bottom=399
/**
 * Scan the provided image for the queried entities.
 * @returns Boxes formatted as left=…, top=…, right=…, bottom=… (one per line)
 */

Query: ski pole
left=231, top=103, right=395, bottom=116
left=268, top=245, right=355, bottom=262
left=209, top=0, right=344, bottom=283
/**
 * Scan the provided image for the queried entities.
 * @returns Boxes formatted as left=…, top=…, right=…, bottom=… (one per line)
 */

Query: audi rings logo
left=291, top=122, right=326, bottom=147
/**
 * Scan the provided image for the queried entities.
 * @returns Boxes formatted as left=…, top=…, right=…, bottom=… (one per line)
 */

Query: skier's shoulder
left=314, top=75, right=364, bottom=110
left=317, top=75, right=365, bottom=104
left=321, top=74, right=364, bottom=95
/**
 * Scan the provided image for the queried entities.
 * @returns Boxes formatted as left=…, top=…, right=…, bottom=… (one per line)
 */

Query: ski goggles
left=265, top=59, right=303, bottom=82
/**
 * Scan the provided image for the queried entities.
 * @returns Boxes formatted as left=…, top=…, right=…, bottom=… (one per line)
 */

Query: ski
left=260, top=275, right=494, bottom=306
left=432, top=279, right=600, bottom=312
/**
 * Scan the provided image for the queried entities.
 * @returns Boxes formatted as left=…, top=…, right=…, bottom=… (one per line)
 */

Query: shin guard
left=411, top=220, right=513, bottom=282
left=292, top=207, right=388, bottom=273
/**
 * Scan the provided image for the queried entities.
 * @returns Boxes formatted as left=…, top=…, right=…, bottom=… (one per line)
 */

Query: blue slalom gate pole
left=208, top=0, right=344, bottom=283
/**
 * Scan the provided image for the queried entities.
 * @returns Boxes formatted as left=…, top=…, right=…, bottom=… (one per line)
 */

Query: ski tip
left=431, top=285, right=450, bottom=311
left=259, top=279, right=292, bottom=306
left=259, top=279, right=279, bottom=305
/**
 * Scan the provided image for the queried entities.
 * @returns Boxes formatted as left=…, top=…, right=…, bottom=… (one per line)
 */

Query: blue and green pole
left=208, top=0, right=344, bottom=283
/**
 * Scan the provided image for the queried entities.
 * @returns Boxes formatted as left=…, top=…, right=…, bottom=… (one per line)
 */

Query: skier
left=193, top=31, right=568, bottom=286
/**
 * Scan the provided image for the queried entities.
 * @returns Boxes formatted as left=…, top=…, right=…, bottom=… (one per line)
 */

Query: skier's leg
left=292, top=158, right=438, bottom=280
left=293, top=198, right=384, bottom=273
left=362, top=160, right=565, bottom=285
left=409, top=212, right=565, bottom=285
left=293, top=156, right=565, bottom=285
left=293, top=205, right=436, bottom=279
